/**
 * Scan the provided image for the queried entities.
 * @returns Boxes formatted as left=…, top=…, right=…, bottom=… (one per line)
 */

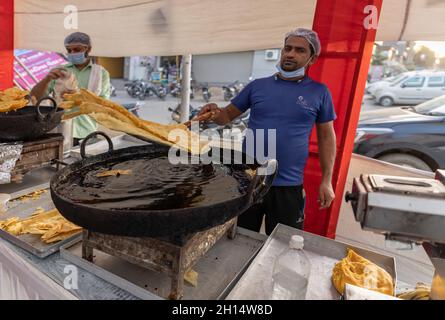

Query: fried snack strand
left=0, top=208, right=81, bottom=244
left=62, top=89, right=209, bottom=154
left=0, top=87, right=30, bottom=113
left=96, top=169, right=132, bottom=177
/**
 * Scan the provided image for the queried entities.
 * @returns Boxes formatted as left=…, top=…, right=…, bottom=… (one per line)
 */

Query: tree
left=413, top=46, right=436, bottom=68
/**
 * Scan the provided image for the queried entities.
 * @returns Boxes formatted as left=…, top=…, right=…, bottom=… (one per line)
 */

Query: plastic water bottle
left=272, top=235, right=311, bottom=300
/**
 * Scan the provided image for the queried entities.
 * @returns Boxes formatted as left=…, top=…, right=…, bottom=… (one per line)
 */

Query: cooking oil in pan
left=57, top=154, right=249, bottom=210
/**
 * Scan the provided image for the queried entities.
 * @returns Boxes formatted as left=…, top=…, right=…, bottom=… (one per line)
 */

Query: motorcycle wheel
left=132, top=86, right=143, bottom=98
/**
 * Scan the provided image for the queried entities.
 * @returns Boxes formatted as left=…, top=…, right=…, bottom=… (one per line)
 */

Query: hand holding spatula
left=183, top=103, right=221, bottom=127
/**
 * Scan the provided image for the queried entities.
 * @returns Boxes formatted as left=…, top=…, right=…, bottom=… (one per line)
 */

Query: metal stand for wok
left=10, top=133, right=64, bottom=183
left=81, top=217, right=238, bottom=300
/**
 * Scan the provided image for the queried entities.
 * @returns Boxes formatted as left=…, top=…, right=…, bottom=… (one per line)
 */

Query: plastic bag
left=53, top=68, right=78, bottom=104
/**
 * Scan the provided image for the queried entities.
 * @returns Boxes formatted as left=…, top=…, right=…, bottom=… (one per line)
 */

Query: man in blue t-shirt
left=197, top=28, right=337, bottom=235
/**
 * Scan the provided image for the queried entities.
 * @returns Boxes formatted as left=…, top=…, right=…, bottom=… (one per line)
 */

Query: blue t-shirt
left=231, top=75, right=336, bottom=186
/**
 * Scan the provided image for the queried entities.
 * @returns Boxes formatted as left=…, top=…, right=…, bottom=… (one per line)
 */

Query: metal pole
left=179, top=54, right=192, bottom=123
left=304, top=0, right=383, bottom=238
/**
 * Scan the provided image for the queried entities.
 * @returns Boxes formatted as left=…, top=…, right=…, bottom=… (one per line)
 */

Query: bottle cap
left=289, top=235, right=304, bottom=249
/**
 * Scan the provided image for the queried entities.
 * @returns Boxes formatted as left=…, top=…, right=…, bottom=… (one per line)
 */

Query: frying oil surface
left=57, top=153, right=249, bottom=210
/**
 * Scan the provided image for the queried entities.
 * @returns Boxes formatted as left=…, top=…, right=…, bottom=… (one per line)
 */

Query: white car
left=373, top=70, right=445, bottom=107
left=366, top=74, right=409, bottom=96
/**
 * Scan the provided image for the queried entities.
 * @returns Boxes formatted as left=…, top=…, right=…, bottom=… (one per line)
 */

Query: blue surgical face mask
left=276, top=55, right=313, bottom=79
left=276, top=64, right=305, bottom=78
left=67, top=52, right=87, bottom=65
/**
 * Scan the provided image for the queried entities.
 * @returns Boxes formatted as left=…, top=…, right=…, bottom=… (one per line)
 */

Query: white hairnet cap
left=64, top=32, right=91, bottom=47
left=285, top=28, right=321, bottom=56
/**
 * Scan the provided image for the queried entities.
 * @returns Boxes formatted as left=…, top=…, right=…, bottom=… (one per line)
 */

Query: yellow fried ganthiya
left=397, top=283, right=431, bottom=300
left=0, top=87, right=29, bottom=101
left=95, top=169, right=132, bottom=177
left=0, top=208, right=81, bottom=244
left=0, top=87, right=30, bottom=112
left=332, top=249, right=394, bottom=296
left=62, top=89, right=210, bottom=154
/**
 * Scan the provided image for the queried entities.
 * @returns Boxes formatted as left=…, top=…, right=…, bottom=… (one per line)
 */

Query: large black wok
left=50, top=132, right=277, bottom=237
left=0, top=97, right=64, bottom=142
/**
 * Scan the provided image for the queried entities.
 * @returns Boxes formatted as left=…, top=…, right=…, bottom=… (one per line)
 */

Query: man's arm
left=30, top=77, right=53, bottom=101
left=197, top=103, right=242, bottom=125
left=316, top=121, right=336, bottom=209
left=30, top=68, right=66, bottom=100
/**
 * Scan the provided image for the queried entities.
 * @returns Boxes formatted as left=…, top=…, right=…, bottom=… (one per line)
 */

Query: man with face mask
left=196, top=28, right=336, bottom=235
left=31, top=32, right=111, bottom=146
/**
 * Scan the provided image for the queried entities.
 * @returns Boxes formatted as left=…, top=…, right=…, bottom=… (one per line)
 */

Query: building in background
left=191, top=49, right=280, bottom=86
left=96, top=57, right=125, bottom=79
left=122, top=49, right=281, bottom=86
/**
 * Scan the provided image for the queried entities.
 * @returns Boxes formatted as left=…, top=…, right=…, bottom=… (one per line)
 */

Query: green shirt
left=47, top=60, right=111, bottom=138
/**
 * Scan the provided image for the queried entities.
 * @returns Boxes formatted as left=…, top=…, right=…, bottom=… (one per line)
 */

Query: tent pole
left=304, top=0, right=383, bottom=238
left=179, top=54, right=192, bottom=123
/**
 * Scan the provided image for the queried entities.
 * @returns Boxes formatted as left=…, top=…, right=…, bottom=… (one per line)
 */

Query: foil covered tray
left=0, top=183, right=81, bottom=258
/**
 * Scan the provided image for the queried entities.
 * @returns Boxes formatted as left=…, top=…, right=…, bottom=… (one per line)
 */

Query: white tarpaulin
left=14, top=0, right=316, bottom=57
left=15, top=0, right=445, bottom=57
left=378, top=0, right=445, bottom=41
left=0, top=241, right=77, bottom=300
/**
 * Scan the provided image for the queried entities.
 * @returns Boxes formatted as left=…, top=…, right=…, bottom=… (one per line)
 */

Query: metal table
left=0, top=134, right=267, bottom=299
left=227, top=223, right=397, bottom=300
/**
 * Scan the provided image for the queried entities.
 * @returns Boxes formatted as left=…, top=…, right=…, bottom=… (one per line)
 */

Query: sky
left=415, top=41, right=445, bottom=58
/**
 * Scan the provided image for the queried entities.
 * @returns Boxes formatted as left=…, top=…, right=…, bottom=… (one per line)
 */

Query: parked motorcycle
left=110, top=84, right=117, bottom=97
left=222, top=80, right=243, bottom=101
left=138, top=82, right=167, bottom=101
left=121, top=102, right=142, bottom=117
left=124, top=80, right=143, bottom=98
left=169, top=81, right=194, bottom=99
left=201, top=83, right=212, bottom=103
left=169, top=104, right=198, bottom=124
left=168, top=104, right=249, bottom=136
left=124, top=80, right=167, bottom=100
left=168, top=104, right=219, bottom=131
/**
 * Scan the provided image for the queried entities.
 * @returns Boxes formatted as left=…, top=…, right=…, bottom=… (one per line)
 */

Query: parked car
left=372, top=70, right=445, bottom=107
left=365, top=73, right=409, bottom=96
left=354, top=94, right=445, bottom=171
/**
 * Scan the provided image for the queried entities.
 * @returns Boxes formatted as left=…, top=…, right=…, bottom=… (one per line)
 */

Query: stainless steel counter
left=0, top=134, right=267, bottom=299
left=227, top=223, right=398, bottom=300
